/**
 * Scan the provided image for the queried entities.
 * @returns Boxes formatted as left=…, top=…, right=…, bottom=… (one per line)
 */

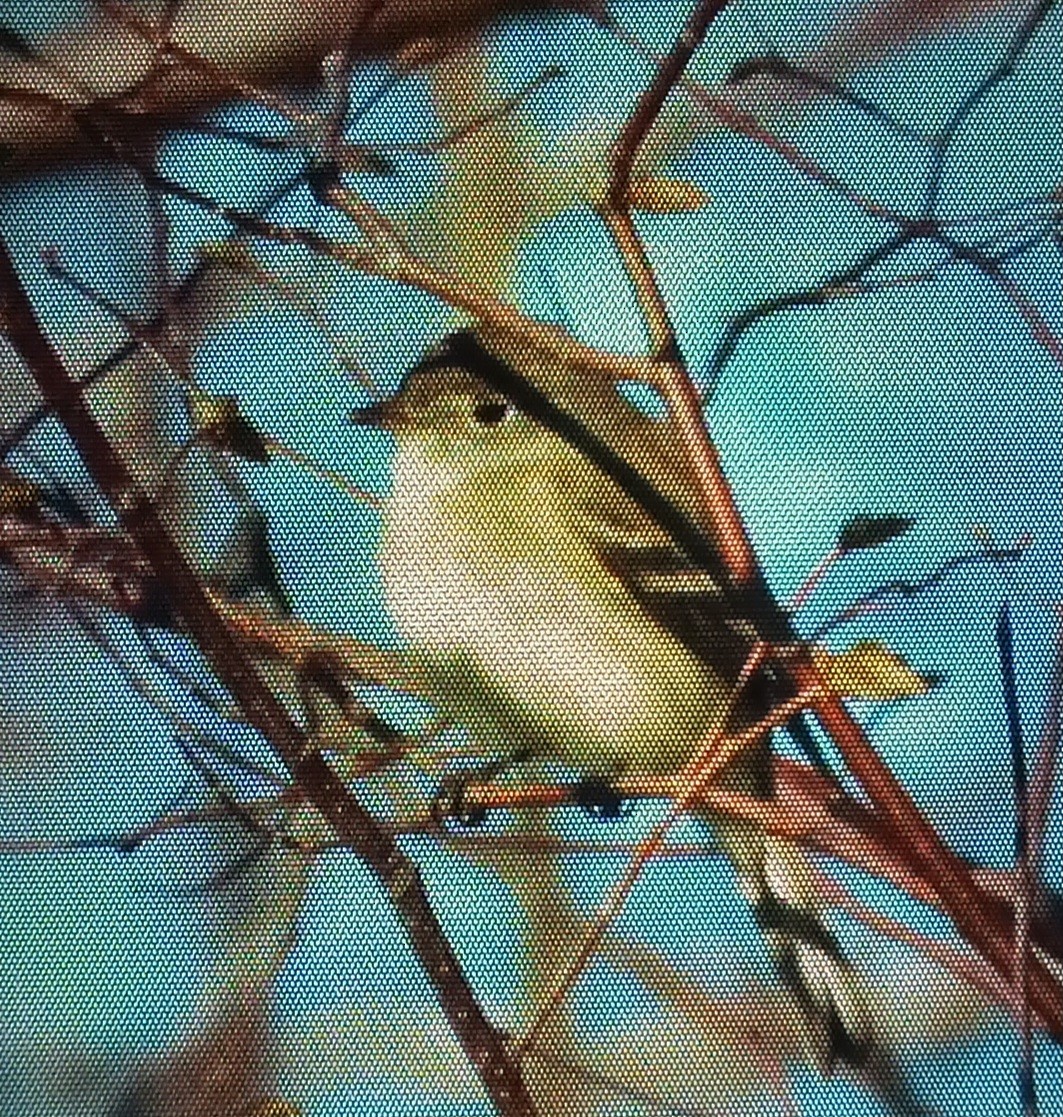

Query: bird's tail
left=717, top=817, right=943, bottom=1116
left=719, top=819, right=871, bottom=1072
left=756, top=837, right=869, bottom=1069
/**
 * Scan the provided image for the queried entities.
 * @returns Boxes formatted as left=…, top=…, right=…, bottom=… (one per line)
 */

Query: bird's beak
left=349, top=398, right=405, bottom=430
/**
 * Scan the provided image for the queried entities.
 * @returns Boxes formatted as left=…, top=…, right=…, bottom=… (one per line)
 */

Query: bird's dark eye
left=472, top=400, right=510, bottom=426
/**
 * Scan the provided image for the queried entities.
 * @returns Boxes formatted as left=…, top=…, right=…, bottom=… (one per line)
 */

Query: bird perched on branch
left=352, top=330, right=873, bottom=1079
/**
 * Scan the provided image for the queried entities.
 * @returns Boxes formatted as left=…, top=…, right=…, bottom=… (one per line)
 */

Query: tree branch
left=598, top=0, right=1063, bottom=1040
left=0, top=239, right=539, bottom=1117
left=600, top=0, right=764, bottom=586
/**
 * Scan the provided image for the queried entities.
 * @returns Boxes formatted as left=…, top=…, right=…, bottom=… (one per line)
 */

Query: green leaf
left=837, top=514, right=914, bottom=552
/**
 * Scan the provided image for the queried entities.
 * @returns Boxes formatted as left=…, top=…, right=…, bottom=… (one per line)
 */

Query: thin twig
left=518, top=644, right=782, bottom=1058
left=996, top=603, right=1038, bottom=1116
left=1028, top=620, right=1062, bottom=879
left=811, top=542, right=1031, bottom=639
left=607, top=0, right=732, bottom=212
left=94, top=0, right=317, bottom=130
left=144, top=163, right=662, bottom=380
left=920, top=0, right=1055, bottom=217
left=796, top=662, right=1063, bottom=1036
left=203, top=248, right=376, bottom=393
left=321, top=0, right=387, bottom=154
left=263, top=437, right=383, bottom=509
left=0, top=514, right=416, bottom=692
left=372, top=65, right=564, bottom=155
left=68, top=600, right=287, bottom=789
left=599, top=0, right=1063, bottom=1041
left=814, top=873, right=1018, bottom=1015
left=787, top=546, right=842, bottom=612
left=0, top=240, right=540, bottom=1117
left=599, top=0, right=763, bottom=584
left=601, top=17, right=909, bottom=224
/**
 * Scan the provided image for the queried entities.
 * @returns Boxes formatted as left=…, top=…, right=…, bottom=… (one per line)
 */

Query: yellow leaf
left=188, top=387, right=270, bottom=462
left=249, top=1100, right=302, bottom=1117
left=626, top=176, right=711, bottom=213
left=812, top=641, right=932, bottom=700
left=198, top=241, right=255, bottom=270
left=188, top=386, right=240, bottom=431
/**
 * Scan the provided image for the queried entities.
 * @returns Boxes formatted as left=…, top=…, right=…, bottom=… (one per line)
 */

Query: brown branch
left=214, top=594, right=427, bottom=698
left=0, top=515, right=167, bottom=621
left=441, top=757, right=1063, bottom=1031
left=261, top=437, right=384, bottom=510
left=0, top=1, right=592, bottom=178
left=600, top=0, right=761, bottom=584
left=814, top=873, right=1018, bottom=1015
left=449, top=762, right=936, bottom=913
left=0, top=514, right=419, bottom=694
left=606, top=0, right=731, bottom=211
left=0, top=241, right=538, bottom=1117
left=602, top=19, right=909, bottom=224
left=376, top=63, right=564, bottom=155
left=597, top=0, right=1063, bottom=1042
left=987, top=268, right=1063, bottom=371
left=89, top=143, right=663, bottom=383
left=2, top=74, right=661, bottom=391
left=799, top=667, right=1063, bottom=1037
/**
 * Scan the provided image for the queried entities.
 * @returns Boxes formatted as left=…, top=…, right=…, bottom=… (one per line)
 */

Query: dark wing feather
left=566, top=477, right=753, bottom=684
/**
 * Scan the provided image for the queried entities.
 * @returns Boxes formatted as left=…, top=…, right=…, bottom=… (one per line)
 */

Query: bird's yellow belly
left=381, top=451, right=730, bottom=773
left=385, top=545, right=725, bottom=774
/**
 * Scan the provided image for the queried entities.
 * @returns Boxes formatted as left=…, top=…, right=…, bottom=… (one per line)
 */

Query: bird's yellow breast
left=381, top=446, right=729, bottom=773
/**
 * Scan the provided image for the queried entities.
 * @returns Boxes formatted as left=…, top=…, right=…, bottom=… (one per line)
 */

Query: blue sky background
left=0, top=0, right=1060, bottom=1114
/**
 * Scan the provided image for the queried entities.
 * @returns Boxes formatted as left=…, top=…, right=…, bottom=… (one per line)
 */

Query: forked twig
left=0, top=239, right=540, bottom=1117
left=597, top=0, right=1063, bottom=1040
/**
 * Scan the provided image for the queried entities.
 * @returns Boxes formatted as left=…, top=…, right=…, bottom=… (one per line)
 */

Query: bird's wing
left=562, top=465, right=752, bottom=685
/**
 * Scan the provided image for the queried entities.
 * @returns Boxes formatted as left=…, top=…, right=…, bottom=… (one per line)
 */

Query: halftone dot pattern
left=0, top=2, right=1060, bottom=1116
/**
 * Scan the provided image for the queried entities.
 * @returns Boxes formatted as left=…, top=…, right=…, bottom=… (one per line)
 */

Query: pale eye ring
left=472, top=400, right=511, bottom=426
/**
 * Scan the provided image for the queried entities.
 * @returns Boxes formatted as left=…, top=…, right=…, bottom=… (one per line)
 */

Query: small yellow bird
left=353, top=330, right=870, bottom=1074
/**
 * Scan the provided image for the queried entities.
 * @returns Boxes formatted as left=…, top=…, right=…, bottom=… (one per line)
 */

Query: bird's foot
left=571, top=778, right=629, bottom=821
left=431, top=771, right=489, bottom=830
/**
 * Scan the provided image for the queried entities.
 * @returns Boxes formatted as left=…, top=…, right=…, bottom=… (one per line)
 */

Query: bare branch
left=0, top=512, right=424, bottom=695
left=595, top=0, right=1063, bottom=1041
left=0, top=239, right=539, bottom=1117
left=606, top=0, right=731, bottom=211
